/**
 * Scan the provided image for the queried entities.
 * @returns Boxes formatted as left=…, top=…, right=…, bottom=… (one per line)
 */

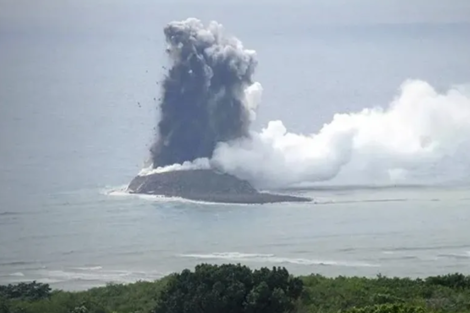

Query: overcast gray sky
left=1, top=0, right=470, bottom=34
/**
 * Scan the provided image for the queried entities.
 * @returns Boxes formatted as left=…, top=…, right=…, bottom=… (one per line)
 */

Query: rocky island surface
left=127, top=169, right=311, bottom=204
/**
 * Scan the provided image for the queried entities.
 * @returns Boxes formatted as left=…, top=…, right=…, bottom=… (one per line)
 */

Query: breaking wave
left=178, top=252, right=379, bottom=268
left=4, top=267, right=166, bottom=287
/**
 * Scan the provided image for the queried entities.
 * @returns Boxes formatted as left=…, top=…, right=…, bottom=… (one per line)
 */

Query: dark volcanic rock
left=128, top=169, right=311, bottom=204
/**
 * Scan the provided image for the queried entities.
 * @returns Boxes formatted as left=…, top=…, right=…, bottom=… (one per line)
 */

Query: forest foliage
left=1, top=265, right=470, bottom=313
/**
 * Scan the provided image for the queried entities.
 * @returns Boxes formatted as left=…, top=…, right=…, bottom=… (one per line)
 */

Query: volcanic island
left=127, top=169, right=311, bottom=204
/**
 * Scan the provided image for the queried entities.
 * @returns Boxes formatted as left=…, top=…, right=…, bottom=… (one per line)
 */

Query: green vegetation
left=154, top=264, right=303, bottom=313
left=1, top=265, right=470, bottom=313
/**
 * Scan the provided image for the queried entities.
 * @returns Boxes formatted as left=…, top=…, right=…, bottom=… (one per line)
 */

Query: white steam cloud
left=212, top=79, right=470, bottom=188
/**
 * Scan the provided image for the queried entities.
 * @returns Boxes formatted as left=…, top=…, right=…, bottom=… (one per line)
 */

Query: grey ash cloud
left=150, top=18, right=257, bottom=168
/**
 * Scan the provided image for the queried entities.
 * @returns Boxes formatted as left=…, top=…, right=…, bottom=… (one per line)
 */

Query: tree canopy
left=154, top=263, right=304, bottom=313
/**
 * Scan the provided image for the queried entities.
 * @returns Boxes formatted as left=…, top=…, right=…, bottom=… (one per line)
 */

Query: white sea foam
left=33, top=268, right=165, bottom=285
left=179, top=252, right=379, bottom=268
left=103, top=185, right=252, bottom=206
left=72, top=266, right=103, bottom=271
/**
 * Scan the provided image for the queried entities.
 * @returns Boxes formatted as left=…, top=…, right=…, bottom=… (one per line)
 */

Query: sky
left=1, top=0, right=470, bottom=36
left=1, top=0, right=469, bottom=186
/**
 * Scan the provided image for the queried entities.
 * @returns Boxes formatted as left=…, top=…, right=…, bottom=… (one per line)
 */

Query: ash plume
left=150, top=18, right=258, bottom=168
left=145, top=18, right=470, bottom=189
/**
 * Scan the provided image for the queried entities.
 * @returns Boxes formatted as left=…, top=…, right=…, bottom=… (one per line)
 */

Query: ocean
left=1, top=1, right=470, bottom=291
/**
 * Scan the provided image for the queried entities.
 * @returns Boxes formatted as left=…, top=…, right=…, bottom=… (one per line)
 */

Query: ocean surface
left=1, top=2, right=470, bottom=291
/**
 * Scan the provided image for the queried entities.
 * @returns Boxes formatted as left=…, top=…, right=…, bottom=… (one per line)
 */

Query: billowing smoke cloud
left=146, top=18, right=470, bottom=189
left=150, top=18, right=258, bottom=167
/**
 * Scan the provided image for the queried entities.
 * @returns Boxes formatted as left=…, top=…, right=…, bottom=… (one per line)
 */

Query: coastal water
left=1, top=1, right=470, bottom=291
left=1, top=186, right=470, bottom=291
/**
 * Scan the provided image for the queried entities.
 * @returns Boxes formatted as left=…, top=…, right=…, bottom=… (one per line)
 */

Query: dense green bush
left=0, top=282, right=51, bottom=301
left=153, top=263, right=303, bottom=313
left=342, top=303, right=425, bottom=313
left=425, top=273, right=470, bottom=290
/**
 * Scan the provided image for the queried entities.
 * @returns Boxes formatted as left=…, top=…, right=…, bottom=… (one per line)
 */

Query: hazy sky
left=1, top=0, right=470, bottom=35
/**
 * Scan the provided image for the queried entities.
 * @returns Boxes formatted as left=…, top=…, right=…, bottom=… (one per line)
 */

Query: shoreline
left=4, top=269, right=470, bottom=292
